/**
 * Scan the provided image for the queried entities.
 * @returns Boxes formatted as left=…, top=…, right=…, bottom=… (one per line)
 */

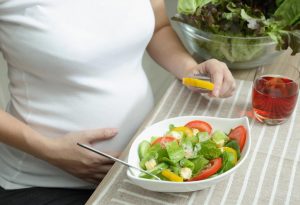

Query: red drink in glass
left=252, top=75, right=299, bottom=124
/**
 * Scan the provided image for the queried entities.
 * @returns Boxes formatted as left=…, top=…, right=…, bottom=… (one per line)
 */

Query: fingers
left=93, top=151, right=120, bottom=165
left=81, top=150, right=120, bottom=167
left=210, top=70, right=223, bottom=97
left=219, top=69, right=236, bottom=98
left=195, top=59, right=235, bottom=98
left=55, top=130, right=120, bottom=184
left=85, top=128, right=118, bottom=143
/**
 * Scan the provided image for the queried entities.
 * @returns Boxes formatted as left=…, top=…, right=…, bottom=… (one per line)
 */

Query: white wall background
left=0, top=0, right=177, bottom=109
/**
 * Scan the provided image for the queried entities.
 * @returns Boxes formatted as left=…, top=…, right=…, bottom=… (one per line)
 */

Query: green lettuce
left=199, top=140, right=222, bottom=160
left=174, top=0, right=300, bottom=64
left=274, top=0, right=300, bottom=27
left=191, top=155, right=209, bottom=174
left=166, top=141, right=185, bottom=163
left=177, top=0, right=216, bottom=15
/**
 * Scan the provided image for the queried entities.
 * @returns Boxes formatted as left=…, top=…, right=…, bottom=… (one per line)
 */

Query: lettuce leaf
left=177, top=0, right=218, bottom=15
left=191, top=155, right=209, bottom=174
left=274, top=0, right=300, bottom=27
left=166, top=141, right=185, bottom=163
left=199, top=140, right=222, bottom=160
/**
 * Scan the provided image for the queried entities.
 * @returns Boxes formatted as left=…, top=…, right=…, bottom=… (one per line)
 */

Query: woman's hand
left=45, top=128, right=119, bottom=184
left=184, top=59, right=236, bottom=98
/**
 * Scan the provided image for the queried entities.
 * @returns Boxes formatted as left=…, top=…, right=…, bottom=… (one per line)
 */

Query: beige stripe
left=219, top=81, right=253, bottom=205
left=117, top=188, right=176, bottom=205
left=204, top=80, right=244, bottom=205
left=252, top=125, right=280, bottom=204
left=269, top=95, right=300, bottom=205
left=111, top=198, right=135, bottom=205
left=285, top=140, right=300, bottom=205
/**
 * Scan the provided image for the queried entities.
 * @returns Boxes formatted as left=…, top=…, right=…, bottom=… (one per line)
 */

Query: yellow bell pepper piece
left=223, top=147, right=238, bottom=165
left=182, top=78, right=214, bottom=91
left=172, top=126, right=193, bottom=137
left=161, top=169, right=183, bottom=182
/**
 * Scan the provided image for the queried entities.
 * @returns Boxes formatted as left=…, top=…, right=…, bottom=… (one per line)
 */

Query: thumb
left=85, top=128, right=118, bottom=143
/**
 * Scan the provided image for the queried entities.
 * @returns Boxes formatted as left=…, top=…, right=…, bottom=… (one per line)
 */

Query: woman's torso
left=0, top=0, right=154, bottom=189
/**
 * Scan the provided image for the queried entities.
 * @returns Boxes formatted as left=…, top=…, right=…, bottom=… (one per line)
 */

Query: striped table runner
left=89, top=80, right=300, bottom=205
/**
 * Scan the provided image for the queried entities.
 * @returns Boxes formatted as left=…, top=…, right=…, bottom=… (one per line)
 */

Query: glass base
left=254, top=112, right=288, bottom=125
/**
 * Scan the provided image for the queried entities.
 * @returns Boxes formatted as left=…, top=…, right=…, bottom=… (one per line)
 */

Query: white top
left=0, top=0, right=154, bottom=189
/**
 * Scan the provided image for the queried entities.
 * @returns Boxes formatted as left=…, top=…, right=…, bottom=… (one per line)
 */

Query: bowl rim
left=127, top=116, right=251, bottom=185
left=174, top=20, right=275, bottom=41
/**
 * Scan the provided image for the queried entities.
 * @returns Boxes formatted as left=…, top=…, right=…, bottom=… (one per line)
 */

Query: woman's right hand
left=45, top=128, right=119, bottom=184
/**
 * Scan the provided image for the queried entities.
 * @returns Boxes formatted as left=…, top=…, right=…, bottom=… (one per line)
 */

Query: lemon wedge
left=182, top=78, right=214, bottom=91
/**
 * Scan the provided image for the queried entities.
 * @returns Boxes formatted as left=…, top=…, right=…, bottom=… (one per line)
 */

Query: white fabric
left=0, top=0, right=155, bottom=189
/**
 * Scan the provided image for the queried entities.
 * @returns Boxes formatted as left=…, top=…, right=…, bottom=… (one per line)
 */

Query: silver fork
left=77, top=143, right=161, bottom=181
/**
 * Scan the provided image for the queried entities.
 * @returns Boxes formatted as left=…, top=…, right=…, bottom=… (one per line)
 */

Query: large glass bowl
left=172, top=21, right=283, bottom=69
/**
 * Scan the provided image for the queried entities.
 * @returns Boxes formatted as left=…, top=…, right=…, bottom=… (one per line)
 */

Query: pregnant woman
left=0, top=0, right=235, bottom=204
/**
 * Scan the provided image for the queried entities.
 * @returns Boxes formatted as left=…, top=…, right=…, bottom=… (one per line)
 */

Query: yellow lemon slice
left=182, top=78, right=214, bottom=91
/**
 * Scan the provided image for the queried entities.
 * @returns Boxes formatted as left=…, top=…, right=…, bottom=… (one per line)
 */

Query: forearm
left=147, top=25, right=197, bottom=79
left=0, top=109, right=51, bottom=160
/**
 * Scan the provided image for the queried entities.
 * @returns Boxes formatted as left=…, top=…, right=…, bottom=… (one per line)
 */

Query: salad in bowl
left=171, top=0, right=300, bottom=69
left=127, top=116, right=251, bottom=192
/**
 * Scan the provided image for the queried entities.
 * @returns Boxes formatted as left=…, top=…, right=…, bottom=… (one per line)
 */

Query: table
left=87, top=51, right=300, bottom=205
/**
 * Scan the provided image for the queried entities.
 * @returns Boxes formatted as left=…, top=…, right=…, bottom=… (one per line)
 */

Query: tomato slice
left=228, top=125, right=247, bottom=152
left=188, top=158, right=222, bottom=181
left=184, top=120, right=212, bottom=134
left=151, top=136, right=177, bottom=148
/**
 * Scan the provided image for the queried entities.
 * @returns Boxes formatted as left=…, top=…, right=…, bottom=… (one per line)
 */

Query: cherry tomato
left=184, top=120, right=212, bottom=134
left=151, top=136, right=177, bottom=148
left=188, top=158, right=222, bottom=181
left=228, top=125, right=247, bottom=152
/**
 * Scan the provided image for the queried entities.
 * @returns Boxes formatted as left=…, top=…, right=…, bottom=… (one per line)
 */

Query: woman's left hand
left=184, top=59, right=236, bottom=98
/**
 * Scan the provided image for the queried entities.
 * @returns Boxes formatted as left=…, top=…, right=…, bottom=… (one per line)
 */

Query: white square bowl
left=127, top=116, right=251, bottom=192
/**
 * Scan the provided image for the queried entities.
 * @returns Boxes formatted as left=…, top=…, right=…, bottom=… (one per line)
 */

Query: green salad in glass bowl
left=171, top=0, right=300, bottom=69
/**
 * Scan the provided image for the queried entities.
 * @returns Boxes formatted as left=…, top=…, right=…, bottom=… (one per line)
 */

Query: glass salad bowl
left=126, top=116, right=251, bottom=192
left=171, top=21, right=283, bottom=69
